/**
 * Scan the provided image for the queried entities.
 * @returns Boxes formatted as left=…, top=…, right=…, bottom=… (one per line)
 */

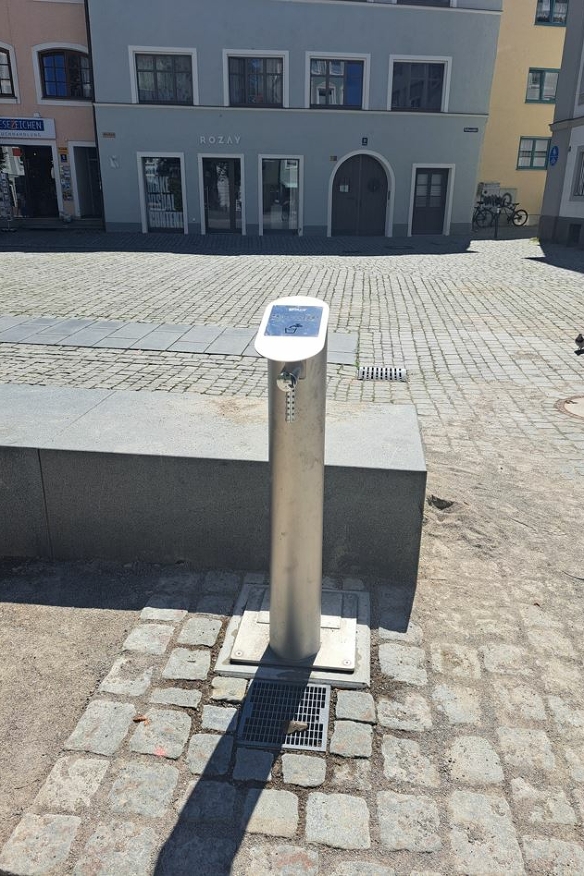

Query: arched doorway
left=331, top=153, right=388, bottom=236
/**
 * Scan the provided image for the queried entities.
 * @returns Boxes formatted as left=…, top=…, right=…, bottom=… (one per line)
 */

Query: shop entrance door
left=73, top=147, right=102, bottom=218
left=411, top=168, right=449, bottom=234
left=202, top=158, right=242, bottom=233
left=331, top=154, right=388, bottom=236
left=21, top=146, right=58, bottom=217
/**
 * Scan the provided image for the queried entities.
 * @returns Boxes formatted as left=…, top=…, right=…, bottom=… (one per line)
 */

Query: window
left=40, top=50, right=92, bottom=99
left=396, top=0, right=450, bottom=5
left=517, top=137, right=550, bottom=169
left=535, top=0, right=568, bottom=25
left=0, top=49, right=15, bottom=97
left=526, top=69, right=559, bottom=102
left=136, top=54, right=193, bottom=104
left=228, top=57, right=283, bottom=106
left=310, top=59, right=363, bottom=108
left=392, top=62, right=445, bottom=112
left=261, top=157, right=300, bottom=233
left=573, top=152, right=584, bottom=197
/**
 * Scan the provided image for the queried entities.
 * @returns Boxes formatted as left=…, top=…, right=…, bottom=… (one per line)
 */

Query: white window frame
left=68, top=140, right=98, bottom=218
left=305, top=51, right=370, bottom=110
left=0, top=41, right=19, bottom=103
left=258, top=154, right=304, bottom=236
left=327, top=149, right=395, bottom=237
left=222, top=50, right=289, bottom=108
left=407, top=163, right=455, bottom=236
left=129, top=46, right=199, bottom=106
left=198, top=153, right=246, bottom=235
left=388, top=54, right=452, bottom=113
left=32, top=42, right=91, bottom=106
left=136, top=151, right=189, bottom=235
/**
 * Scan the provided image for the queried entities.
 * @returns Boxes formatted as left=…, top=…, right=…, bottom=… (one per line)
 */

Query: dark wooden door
left=22, top=146, right=58, bottom=218
left=411, top=168, right=449, bottom=234
left=332, top=154, right=387, bottom=236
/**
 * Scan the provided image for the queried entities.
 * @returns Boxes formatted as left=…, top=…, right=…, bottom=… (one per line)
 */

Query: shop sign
left=199, top=134, right=241, bottom=145
left=0, top=117, right=56, bottom=140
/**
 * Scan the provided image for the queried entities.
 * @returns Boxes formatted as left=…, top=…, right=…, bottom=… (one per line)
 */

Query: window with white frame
left=0, top=48, right=15, bottom=97
left=535, top=0, right=568, bottom=25
left=309, top=58, right=364, bottom=108
left=391, top=61, right=445, bottom=112
left=228, top=56, right=284, bottom=106
left=573, top=150, right=584, bottom=197
left=135, top=53, right=193, bottom=104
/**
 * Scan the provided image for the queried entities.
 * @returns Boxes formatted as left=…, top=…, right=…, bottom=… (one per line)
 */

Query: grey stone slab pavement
left=177, top=779, right=237, bottom=823
left=449, top=790, right=524, bottom=875
left=129, top=708, right=191, bottom=759
left=201, top=704, right=238, bottom=733
left=162, top=647, right=210, bottom=680
left=122, top=624, right=174, bottom=656
left=186, top=733, right=233, bottom=775
left=33, top=757, right=109, bottom=813
left=0, top=813, right=80, bottom=876
left=378, top=643, right=428, bottom=686
left=233, top=748, right=274, bottom=782
left=282, top=754, right=327, bottom=787
left=149, top=687, right=202, bottom=709
left=335, top=691, right=376, bottom=723
left=64, top=700, right=136, bottom=756
left=211, top=676, right=248, bottom=702
left=377, top=791, right=441, bottom=853
left=330, top=721, right=373, bottom=758
left=178, top=616, right=222, bottom=646
left=306, top=792, right=370, bottom=850
left=108, top=761, right=179, bottom=817
left=72, top=820, right=159, bottom=876
left=244, top=788, right=299, bottom=838
left=99, top=655, right=155, bottom=697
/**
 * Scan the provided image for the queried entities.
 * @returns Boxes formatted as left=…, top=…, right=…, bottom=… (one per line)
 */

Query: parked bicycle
left=472, top=194, right=528, bottom=229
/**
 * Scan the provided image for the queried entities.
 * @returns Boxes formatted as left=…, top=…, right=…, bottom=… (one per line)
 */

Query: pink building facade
left=0, top=0, right=101, bottom=222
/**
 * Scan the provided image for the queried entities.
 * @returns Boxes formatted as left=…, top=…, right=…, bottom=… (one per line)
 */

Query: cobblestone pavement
left=1, top=232, right=584, bottom=873
left=0, top=233, right=582, bottom=476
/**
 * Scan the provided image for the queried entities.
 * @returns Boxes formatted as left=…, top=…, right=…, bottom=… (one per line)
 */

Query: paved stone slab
left=306, top=793, right=370, bottom=849
left=330, top=721, right=373, bottom=758
left=378, top=619, right=423, bottom=645
left=187, top=733, right=233, bottom=775
left=211, top=676, right=248, bottom=702
left=382, top=736, right=439, bottom=788
left=99, top=655, right=155, bottom=697
left=449, top=790, right=524, bottom=875
left=377, top=790, right=441, bottom=852
left=108, top=761, right=179, bottom=817
left=129, top=708, right=191, bottom=759
left=203, top=570, right=241, bottom=594
left=196, top=594, right=235, bottom=615
left=335, top=691, right=376, bottom=723
left=178, top=616, right=222, bottom=646
left=233, top=748, right=274, bottom=782
left=177, top=779, right=237, bottom=823
left=331, top=760, right=371, bottom=791
left=378, top=643, right=427, bottom=686
left=430, top=643, right=481, bottom=679
left=525, top=627, right=575, bottom=659
left=202, top=704, right=238, bottom=733
left=331, top=865, right=396, bottom=876
left=448, top=736, right=504, bottom=785
left=541, top=658, right=582, bottom=694
left=64, top=700, right=136, bottom=756
left=547, top=695, right=584, bottom=737
left=0, top=813, right=80, bottom=875
left=244, top=789, right=299, bottom=837
left=432, top=683, right=482, bottom=725
left=33, top=756, right=109, bottom=812
left=156, top=827, right=237, bottom=875
left=496, top=727, right=555, bottom=770
left=511, top=777, right=576, bottom=824
left=480, top=643, right=532, bottom=676
left=564, top=744, right=584, bottom=781
left=282, top=754, right=327, bottom=787
left=377, top=692, right=432, bottom=731
left=140, top=606, right=188, bottom=622
left=491, top=680, right=546, bottom=723
left=72, top=820, right=159, bottom=876
left=122, top=623, right=174, bottom=655
left=149, top=687, right=202, bottom=708
left=522, top=836, right=584, bottom=874
left=162, top=647, right=210, bottom=680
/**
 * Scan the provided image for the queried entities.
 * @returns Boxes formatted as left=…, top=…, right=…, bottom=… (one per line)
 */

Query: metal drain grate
left=358, top=365, right=407, bottom=381
left=238, top=680, right=330, bottom=751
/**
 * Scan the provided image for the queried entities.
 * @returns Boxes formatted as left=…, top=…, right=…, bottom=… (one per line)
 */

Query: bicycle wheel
left=500, top=192, right=513, bottom=207
left=474, top=207, right=493, bottom=229
left=512, top=209, right=528, bottom=227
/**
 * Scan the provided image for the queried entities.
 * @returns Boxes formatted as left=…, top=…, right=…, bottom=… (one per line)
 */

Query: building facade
left=86, top=0, right=501, bottom=237
left=539, top=0, right=584, bottom=244
left=0, top=0, right=102, bottom=224
left=478, top=0, right=565, bottom=225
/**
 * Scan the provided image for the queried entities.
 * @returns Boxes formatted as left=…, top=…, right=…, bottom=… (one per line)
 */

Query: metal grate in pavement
left=358, top=365, right=407, bottom=381
left=238, top=679, right=330, bottom=751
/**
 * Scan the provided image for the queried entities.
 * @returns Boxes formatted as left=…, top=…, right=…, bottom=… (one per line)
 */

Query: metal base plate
left=215, top=582, right=371, bottom=689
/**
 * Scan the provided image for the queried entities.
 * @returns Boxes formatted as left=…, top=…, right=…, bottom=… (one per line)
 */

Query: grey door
left=203, top=158, right=242, bottom=233
left=73, top=147, right=102, bottom=218
left=332, top=154, right=388, bottom=236
left=411, top=168, right=449, bottom=234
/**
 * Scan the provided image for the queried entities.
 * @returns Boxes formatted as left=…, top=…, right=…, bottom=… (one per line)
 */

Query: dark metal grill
left=358, top=365, right=407, bottom=381
left=238, top=680, right=330, bottom=751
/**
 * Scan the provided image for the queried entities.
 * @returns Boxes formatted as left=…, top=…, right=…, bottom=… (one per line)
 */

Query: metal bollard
left=255, top=296, right=330, bottom=663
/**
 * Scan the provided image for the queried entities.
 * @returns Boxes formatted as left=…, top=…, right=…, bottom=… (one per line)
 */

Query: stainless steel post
left=255, top=297, right=329, bottom=663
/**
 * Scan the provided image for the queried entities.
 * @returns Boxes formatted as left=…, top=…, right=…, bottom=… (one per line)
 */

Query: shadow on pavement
left=0, top=229, right=477, bottom=257
left=526, top=240, right=584, bottom=275
left=153, top=664, right=315, bottom=876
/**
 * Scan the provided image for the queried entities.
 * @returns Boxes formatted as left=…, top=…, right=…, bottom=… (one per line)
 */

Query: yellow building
left=478, top=0, right=566, bottom=225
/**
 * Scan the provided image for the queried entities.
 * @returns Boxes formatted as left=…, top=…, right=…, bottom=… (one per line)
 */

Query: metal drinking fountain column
left=255, top=296, right=330, bottom=663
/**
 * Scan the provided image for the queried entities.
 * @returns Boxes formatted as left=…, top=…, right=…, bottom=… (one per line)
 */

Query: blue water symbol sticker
left=265, top=305, right=323, bottom=337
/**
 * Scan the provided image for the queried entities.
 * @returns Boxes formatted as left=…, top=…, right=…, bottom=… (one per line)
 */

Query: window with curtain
left=40, top=50, right=92, bottom=99
left=135, top=54, right=193, bottom=104
left=228, top=57, right=283, bottom=106
left=535, top=0, right=568, bottom=24
left=0, top=49, right=15, bottom=96
left=526, top=69, right=559, bottom=102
